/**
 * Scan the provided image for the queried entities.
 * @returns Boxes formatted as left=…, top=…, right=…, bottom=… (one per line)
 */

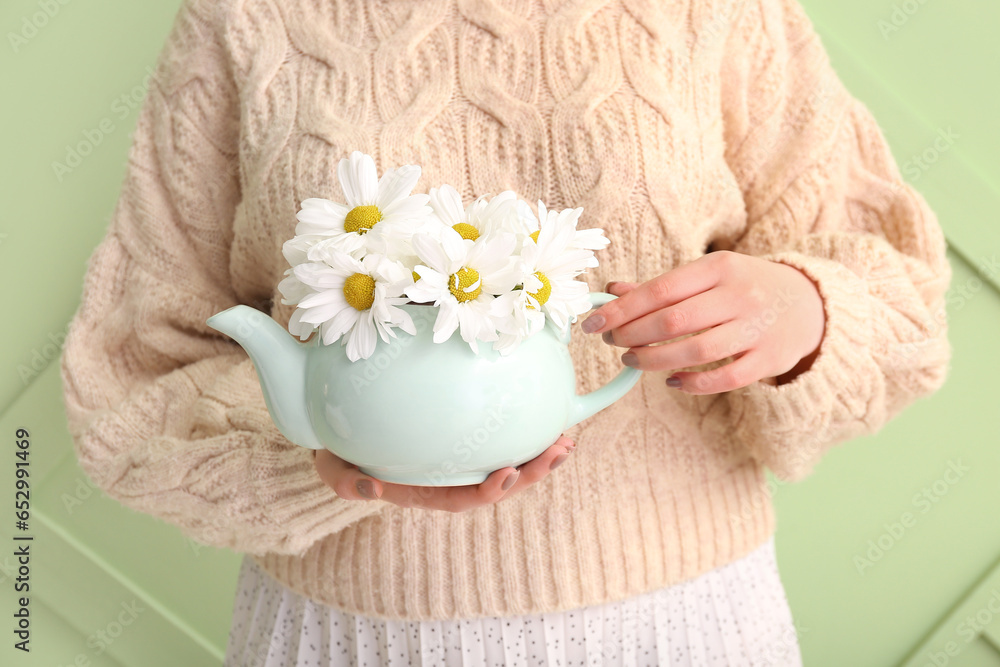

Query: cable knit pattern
left=60, top=0, right=951, bottom=621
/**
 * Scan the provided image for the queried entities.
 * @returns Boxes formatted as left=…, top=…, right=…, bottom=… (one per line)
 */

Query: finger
left=604, top=289, right=736, bottom=348
left=313, top=448, right=383, bottom=501
left=503, top=436, right=575, bottom=496
left=582, top=254, right=722, bottom=334
left=378, top=465, right=519, bottom=512
left=667, top=349, right=772, bottom=394
left=620, top=320, right=750, bottom=372
left=605, top=281, right=637, bottom=297
left=440, top=465, right=521, bottom=508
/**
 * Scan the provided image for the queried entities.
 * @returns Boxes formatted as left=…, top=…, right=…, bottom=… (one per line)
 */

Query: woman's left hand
left=581, top=250, right=826, bottom=394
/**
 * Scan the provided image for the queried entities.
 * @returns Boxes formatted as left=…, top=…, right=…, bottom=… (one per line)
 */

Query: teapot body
left=305, top=304, right=578, bottom=485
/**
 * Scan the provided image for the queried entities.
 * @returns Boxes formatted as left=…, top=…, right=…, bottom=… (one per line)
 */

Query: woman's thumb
left=313, top=449, right=383, bottom=500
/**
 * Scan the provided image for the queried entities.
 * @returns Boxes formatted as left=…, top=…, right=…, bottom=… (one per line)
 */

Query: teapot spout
left=206, top=305, right=323, bottom=450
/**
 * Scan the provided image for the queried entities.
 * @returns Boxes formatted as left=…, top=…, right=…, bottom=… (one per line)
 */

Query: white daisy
left=405, top=226, right=521, bottom=353
left=291, top=151, right=432, bottom=259
left=427, top=185, right=526, bottom=244
left=518, top=202, right=609, bottom=329
left=277, top=246, right=416, bottom=362
left=524, top=201, right=610, bottom=255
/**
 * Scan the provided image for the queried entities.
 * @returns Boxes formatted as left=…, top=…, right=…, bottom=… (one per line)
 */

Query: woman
left=60, top=0, right=951, bottom=663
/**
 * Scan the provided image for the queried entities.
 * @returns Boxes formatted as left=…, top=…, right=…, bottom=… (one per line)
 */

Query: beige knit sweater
left=60, top=0, right=951, bottom=621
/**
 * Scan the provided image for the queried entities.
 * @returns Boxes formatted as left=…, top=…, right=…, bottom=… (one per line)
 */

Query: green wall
left=1, top=1, right=997, bottom=665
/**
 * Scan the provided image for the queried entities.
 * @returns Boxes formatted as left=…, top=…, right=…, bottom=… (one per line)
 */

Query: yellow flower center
left=344, top=205, right=382, bottom=235
left=412, top=270, right=421, bottom=283
left=448, top=267, right=482, bottom=303
left=529, top=230, right=540, bottom=243
left=343, top=273, right=376, bottom=311
left=528, top=271, right=551, bottom=308
left=452, top=223, right=480, bottom=241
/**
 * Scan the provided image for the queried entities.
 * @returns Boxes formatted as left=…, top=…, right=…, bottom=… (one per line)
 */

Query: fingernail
left=621, top=352, right=639, bottom=368
left=356, top=478, right=377, bottom=499
left=602, top=330, right=614, bottom=345
left=501, top=470, right=519, bottom=491
left=550, top=452, right=570, bottom=471
left=605, top=281, right=619, bottom=293
left=581, top=313, right=605, bottom=334
left=666, top=376, right=682, bottom=388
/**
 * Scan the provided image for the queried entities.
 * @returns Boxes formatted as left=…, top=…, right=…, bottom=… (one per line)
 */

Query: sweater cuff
left=250, top=433, right=387, bottom=556
left=728, top=250, right=875, bottom=480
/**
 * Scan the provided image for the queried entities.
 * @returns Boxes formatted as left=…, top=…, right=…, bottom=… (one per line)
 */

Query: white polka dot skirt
left=224, top=536, right=802, bottom=666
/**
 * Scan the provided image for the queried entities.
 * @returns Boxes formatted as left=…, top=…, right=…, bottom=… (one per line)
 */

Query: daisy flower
left=277, top=245, right=416, bottom=362
left=518, top=202, right=610, bottom=329
left=524, top=201, right=610, bottom=255
left=291, top=151, right=432, bottom=258
left=405, top=226, right=521, bottom=353
left=428, top=185, right=526, bottom=243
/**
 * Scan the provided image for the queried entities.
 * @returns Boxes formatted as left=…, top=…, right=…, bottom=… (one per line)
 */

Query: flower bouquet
left=276, top=151, right=611, bottom=361
left=206, top=152, right=641, bottom=485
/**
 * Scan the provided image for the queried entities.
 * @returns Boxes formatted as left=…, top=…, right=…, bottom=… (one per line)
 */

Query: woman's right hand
left=313, top=436, right=575, bottom=512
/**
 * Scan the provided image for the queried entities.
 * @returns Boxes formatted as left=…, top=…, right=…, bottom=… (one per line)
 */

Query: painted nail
left=550, top=452, right=570, bottom=471
left=356, top=479, right=376, bottom=499
left=581, top=313, right=605, bottom=334
left=621, top=352, right=639, bottom=368
left=501, top=470, right=520, bottom=491
left=602, top=330, right=615, bottom=345
left=666, top=376, right=682, bottom=388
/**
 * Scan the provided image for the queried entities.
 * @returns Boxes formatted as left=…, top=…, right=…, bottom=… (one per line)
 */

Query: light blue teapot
left=206, top=293, right=641, bottom=486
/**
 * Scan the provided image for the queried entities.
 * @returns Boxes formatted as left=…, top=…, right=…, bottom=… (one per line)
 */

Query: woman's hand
left=582, top=250, right=826, bottom=394
left=313, top=436, right=575, bottom=511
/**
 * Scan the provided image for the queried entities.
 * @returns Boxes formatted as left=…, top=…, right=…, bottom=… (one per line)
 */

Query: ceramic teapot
left=206, top=292, right=641, bottom=486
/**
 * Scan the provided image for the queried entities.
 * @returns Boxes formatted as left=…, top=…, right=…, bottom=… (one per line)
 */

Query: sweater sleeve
left=59, top=0, right=386, bottom=557
left=712, top=0, right=953, bottom=481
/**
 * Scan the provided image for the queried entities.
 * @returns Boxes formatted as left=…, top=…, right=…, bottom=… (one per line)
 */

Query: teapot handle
left=566, top=292, right=643, bottom=428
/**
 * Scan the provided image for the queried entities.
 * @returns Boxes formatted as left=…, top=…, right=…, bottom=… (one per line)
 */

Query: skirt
left=224, top=535, right=802, bottom=666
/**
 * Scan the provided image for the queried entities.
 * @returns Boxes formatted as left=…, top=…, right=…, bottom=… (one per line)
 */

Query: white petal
left=415, top=265, right=448, bottom=289
left=439, top=226, right=470, bottom=266
left=346, top=314, right=378, bottom=361
left=432, top=300, right=461, bottom=343
left=324, top=304, right=362, bottom=337
left=311, top=243, right=366, bottom=273
left=295, top=207, right=346, bottom=236
left=542, top=248, right=598, bottom=278
left=394, top=309, right=417, bottom=335
left=516, top=199, right=539, bottom=233
left=481, top=256, right=521, bottom=295
left=287, top=310, right=316, bottom=340
left=573, top=227, right=610, bottom=250
left=468, top=232, right=516, bottom=273
left=316, top=305, right=357, bottom=344
left=404, top=285, right=435, bottom=304
left=297, top=289, right=346, bottom=312
left=338, top=151, right=379, bottom=206
left=380, top=194, right=432, bottom=227
left=282, top=235, right=318, bottom=266
left=300, top=197, right=347, bottom=214
left=293, top=262, right=346, bottom=290
left=428, top=184, right=466, bottom=227
left=412, top=233, right=454, bottom=274
left=376, top=164, right=422, bottom=210
left=277, top=272, right=312, bottom=305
